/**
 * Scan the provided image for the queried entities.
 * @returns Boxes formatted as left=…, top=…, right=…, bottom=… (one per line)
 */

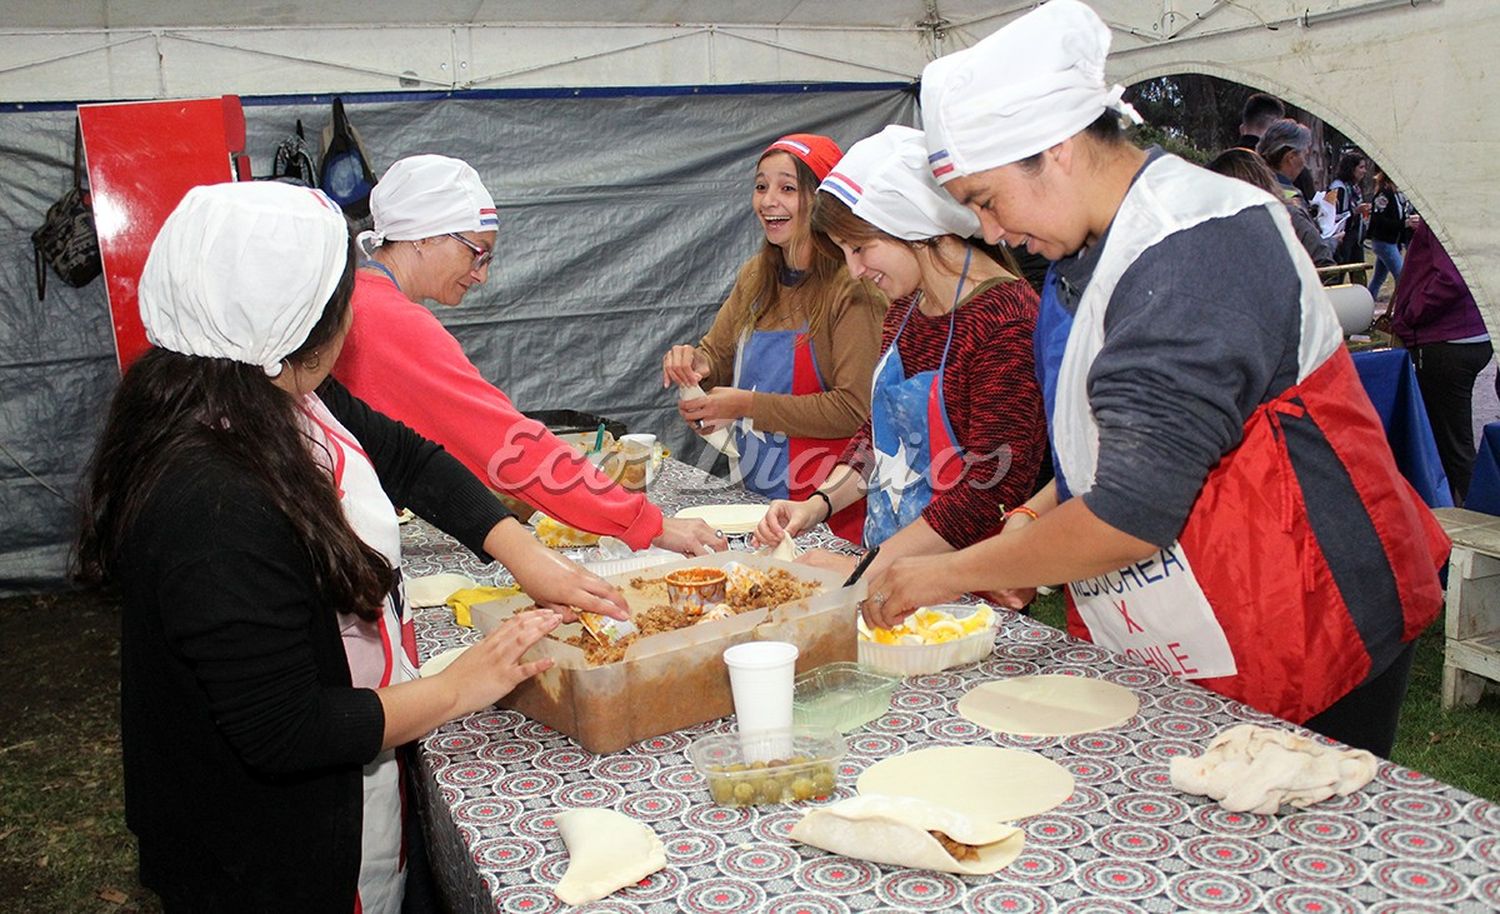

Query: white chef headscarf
left=138, top=182, right=350, bottom=378
left=921, top=0, right=1142, bottom=185
left=357, top=154, right=498, bottom=254
left=819, top=125, right=980, bottom=240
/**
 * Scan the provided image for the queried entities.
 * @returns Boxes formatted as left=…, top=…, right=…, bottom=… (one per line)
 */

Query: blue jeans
left=1368, top=240, right=1404, bottom=298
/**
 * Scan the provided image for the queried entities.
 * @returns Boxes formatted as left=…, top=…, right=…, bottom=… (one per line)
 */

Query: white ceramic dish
left=584, top=550, right=683, bottom=578
left=857, top=604, right=998, bottom=676
left=673, top=504, right=769, bottom=535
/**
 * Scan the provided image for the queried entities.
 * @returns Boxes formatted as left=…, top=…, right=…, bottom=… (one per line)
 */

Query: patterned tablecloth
left=402, top=461, right=1500, bottom=914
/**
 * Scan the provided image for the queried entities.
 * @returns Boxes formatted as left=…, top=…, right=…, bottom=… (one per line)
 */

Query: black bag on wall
left=30, top=119, right=102, bottom=300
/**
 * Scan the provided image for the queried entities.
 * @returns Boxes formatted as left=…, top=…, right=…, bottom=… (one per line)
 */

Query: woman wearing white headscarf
left=335, top=154, right=725, bottom=557
left=863, top=0, right=1447, bottom=757
left=753, top=126, right=1046, bottom=588
left=77, top=182, right=628, bottom=913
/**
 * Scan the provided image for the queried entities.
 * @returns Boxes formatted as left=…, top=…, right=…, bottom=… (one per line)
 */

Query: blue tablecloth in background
left=1464, top=421, right=1500, bottom=515
left=1351, top=348, right=1453, bottom=508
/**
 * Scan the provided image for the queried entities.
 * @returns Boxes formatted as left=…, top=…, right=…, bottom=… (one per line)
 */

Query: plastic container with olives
left=687, top=727, right=845, bottom=807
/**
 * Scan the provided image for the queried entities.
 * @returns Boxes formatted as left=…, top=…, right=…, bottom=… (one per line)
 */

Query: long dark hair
left=1336, top=152, right=1365, bottom=185
left=734, top=153, right=865, bottom=341
left=76, top=236, right=394, bottom=621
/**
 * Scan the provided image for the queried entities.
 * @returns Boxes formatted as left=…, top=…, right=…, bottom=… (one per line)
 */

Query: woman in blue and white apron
left=862, top=0, right=1446, bottom=757
left=662, top=134, right=886, bottom=543
left=752, top=126, right=1046, bottom=593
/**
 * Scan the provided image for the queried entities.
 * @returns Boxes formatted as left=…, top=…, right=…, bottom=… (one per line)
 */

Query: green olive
left=812, top=768, right=835, bottom=796
left=732, top=781, right=756, bottom=804
left=788, top=755, right=810, bottom=767
left=725, top=762, right=747, bottom=773
left=709, top=777, right=735, bottom=804
left=749, top=760, right=767, bottom=770
left=790, top=777, right=816, bottom=800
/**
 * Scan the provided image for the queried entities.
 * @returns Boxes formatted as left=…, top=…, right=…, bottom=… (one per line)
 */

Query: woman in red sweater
left=755, top=126, right=1046, bottom=588
left=334, top=154, right=725, bottom=556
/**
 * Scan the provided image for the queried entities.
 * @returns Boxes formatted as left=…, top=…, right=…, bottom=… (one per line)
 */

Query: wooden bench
left=1317, top=262, right=1371, bottom=287
left=1433, top=507, right=1500, bottom=708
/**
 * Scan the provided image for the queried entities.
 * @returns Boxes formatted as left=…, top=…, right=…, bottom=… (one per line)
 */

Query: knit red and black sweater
left=842, top=277, right=1047, bottom=548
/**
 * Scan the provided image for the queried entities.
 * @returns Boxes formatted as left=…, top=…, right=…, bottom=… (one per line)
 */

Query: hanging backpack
left=270, top=119, right=318, bottom=187
left=318, top=97, right=377, bottom=218
left=30, top=118, right=102, bottom=301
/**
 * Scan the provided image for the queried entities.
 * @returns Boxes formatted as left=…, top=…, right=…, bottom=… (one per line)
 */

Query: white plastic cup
left=723, top=640, right=799, bottom=761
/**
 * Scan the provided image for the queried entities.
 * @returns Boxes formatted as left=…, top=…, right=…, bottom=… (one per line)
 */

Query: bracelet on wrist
left=810, top=490, right=834, bottom=524
left=1005, top=505, right=1040, bottom=523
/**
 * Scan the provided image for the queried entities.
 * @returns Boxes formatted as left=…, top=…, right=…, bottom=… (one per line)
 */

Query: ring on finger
left=871, top=592, right=888, bottom=604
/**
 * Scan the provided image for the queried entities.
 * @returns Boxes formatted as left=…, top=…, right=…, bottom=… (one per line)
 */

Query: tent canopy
left=0, top=0, right=1493, bottom=592
left=2, top=1, right=1489, bottom=314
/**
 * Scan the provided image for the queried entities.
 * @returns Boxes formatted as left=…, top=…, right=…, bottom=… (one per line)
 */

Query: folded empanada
left=553, top=808, right=666, bottom=905
left=790, top=794, right=1025, bottom=875
left=678, top=384, right=741, bottom=458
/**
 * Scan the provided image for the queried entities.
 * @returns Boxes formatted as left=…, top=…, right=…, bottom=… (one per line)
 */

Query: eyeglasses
left=446, top=233, right=493, bottom=271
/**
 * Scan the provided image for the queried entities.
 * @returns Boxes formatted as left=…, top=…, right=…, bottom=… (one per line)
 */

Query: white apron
left=301, top=395, right=415, bottom=914
left=1046, top=154, right=1343, bottom=681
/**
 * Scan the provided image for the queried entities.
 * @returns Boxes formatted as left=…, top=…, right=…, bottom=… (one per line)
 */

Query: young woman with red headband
left=754, top=126, right=1046, bottom=591
left=662, top=134, right=885, bottom=543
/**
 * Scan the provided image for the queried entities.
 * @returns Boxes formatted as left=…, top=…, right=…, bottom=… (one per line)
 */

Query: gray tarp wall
left=0, top=85, right=916, bottom=593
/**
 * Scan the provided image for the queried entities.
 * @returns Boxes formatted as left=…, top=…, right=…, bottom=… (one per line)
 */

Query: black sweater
left=116, top=379, right=508, bottom=913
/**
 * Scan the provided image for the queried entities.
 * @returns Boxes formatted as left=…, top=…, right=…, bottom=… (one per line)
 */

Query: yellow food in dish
left=858, top=604, right=995, bottom=645
left=533, top=513, right=601, bottom=548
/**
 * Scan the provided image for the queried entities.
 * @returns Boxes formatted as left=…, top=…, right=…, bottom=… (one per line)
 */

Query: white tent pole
left=465, top=28, right=711, bottom=87
left=161, top=31, right=456, bottom=87
left=0, top=32, right=152, bottom=78
left=713, top=29, right=918, bottom=80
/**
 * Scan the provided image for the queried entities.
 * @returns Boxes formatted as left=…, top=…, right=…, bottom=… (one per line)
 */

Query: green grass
left=0, top=592, right=160, bottom=914
left=1031, top=589, right=1500, bottom=800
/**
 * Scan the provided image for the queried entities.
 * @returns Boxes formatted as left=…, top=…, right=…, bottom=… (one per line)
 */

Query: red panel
left=80, top=95, right=246, bottom=371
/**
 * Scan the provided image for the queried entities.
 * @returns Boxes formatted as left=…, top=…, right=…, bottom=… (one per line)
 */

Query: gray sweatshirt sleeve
left=1080, top=207, right=1304, bottom=546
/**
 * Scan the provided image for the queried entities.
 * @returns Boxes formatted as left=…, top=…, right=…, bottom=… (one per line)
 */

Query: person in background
left=661, top=134, right=886, bottom=543
left=866, top=0, right=1447, bottom=758
left=1236, top=92, right=1285, bottom=150
left=1256, top=120, right=1334, bottom=265
left=76, top=182, right=629, bottom=913
left=754, top=125, right=1046, bottom=592
left=1207, top=147, right=1332, bottom=267
left=1367, top=170, right=1412, bottom=300
left=1392, top=221, right=1493, bottom=505
left=1329, top=152, right=1371, bottom=266
left=335, top=155, right=726, bottom=557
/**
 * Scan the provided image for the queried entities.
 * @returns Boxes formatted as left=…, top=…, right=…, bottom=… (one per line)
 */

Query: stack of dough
left=1169, top=723, right=1379, bottom=815
left=678, top=384, right=740, bottom=458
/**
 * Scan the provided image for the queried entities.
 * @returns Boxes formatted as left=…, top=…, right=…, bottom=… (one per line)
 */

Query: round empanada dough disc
left=405, top=572, right=476, bottom=608
left=856, top=746, right=1074, bottom=822
left=957, top=674, right=1140, bottom=737
left=673, top=504, right=768, bottom=535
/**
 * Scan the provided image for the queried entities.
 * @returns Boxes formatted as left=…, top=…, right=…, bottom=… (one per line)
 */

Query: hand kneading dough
left=957, top=675, right=1140, bottom=736
left=553, top=808, right=666, bottom=905
left=678, top=385, right=740, bottom=458
left=857, top=746, right=1074, bottom=823
left=791, top=794, right=1025, bottom=875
